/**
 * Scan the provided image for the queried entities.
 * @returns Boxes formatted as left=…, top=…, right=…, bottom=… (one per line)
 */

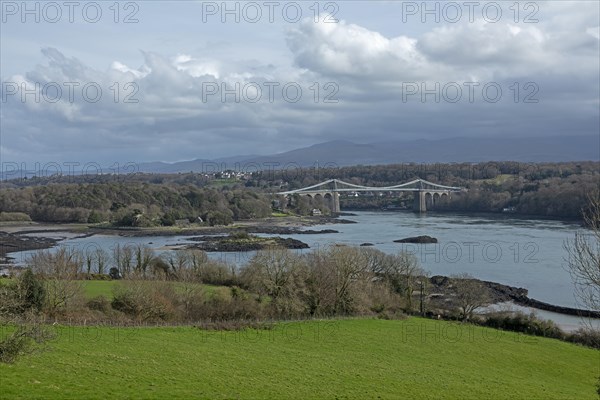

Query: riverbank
left=0, top=216, right=346, bottom=263
left=90, top=215, right=353, bottom=237
left=0, top=231, right=59, bottom=265
left=1, top=213, right=595, bottom=324
left=428, top=275, right=600, bottom=320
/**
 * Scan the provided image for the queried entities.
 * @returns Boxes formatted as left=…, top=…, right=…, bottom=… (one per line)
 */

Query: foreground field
left=1, top=318, right=597, bottom=399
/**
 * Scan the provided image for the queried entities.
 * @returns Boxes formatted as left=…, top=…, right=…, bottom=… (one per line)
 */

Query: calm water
left=7, top=211, right=586, bottom=310
left=280, top=211, right=582, bottom=309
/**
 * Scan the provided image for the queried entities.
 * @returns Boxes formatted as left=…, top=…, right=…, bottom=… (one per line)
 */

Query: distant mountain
left=135, top=135, right=600, bottom=173
left=2, top=135, right=597, bottom=180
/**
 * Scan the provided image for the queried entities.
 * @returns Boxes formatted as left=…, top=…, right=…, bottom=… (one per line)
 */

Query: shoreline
left=428, top=275, right=600, bottom=320
left=0, top=216, right=346, bottom=262
left=1, top=215, right=596, bottom=321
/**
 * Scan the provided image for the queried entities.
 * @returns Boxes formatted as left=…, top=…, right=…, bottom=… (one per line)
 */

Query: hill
left=133, top=135, right=600, bottom=173
left=0, top=318, right=597, bottom=399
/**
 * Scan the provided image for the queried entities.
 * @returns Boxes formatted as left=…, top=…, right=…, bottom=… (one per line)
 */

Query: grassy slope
left=1, top=318, right=597, bottom=399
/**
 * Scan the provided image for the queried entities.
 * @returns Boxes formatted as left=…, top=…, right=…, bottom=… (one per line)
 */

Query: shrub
left=0, top=323, right=54, bottom=364
left=376, top=310, right=408, bottom=320
left=16, top=269, right=46, bottom=312
left=111, top=281, right=177, bottom=322
left=0, top=212, right=31, bottom=222
left=567, top=327, right=600, bottom=349
left=194, top=289, right=265, bottom=322
left=176, top=282, right=206, bottom=321
left=231, top=230, right=250, bottom=240
left=0, top=329, right=33, bottom=364
left=108, top=268, right=121, bottom=280
left=483, top=312, right=564, bottom=340
left=196, top=261, right=237, bottom=286
left=87, top=296, right=111, bottom=313
left=87, top=210, right=105, bottom=224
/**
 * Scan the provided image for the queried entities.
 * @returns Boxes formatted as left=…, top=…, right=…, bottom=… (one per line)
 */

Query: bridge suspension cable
left=277, top=178, right=464, bottom=195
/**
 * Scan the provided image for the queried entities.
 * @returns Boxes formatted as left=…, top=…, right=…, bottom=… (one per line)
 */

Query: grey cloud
left=1, top=3, right=598, bottom=165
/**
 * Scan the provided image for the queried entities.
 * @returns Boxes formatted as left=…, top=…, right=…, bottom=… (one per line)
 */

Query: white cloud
left=286, top=19, right=440, bottom=80
left=586, top=26, right=600, bottom=40
left=171, top=54, right=221, bottom=79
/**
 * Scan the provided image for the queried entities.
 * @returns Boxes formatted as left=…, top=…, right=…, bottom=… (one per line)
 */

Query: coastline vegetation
left=0, top=162, right=598, bottom=226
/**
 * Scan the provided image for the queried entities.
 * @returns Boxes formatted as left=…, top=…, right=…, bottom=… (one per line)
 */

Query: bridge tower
left=330, top=192, right=340, bottom=213
left=331, top=180, right=340, bottom=214
left=413, top=191, right=427, bottom=213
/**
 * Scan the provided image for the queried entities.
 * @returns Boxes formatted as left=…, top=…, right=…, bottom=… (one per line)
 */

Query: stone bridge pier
left=294, top=192, right=340, bottom=214
left=413, top=191, right=450, bottom=213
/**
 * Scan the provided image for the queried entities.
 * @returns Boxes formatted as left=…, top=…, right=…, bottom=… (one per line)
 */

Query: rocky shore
left=89, top=216, right=352, bottom=237
left=428, top=275, right=600, bottom=319
left=0, top=231, right=59, bottom=264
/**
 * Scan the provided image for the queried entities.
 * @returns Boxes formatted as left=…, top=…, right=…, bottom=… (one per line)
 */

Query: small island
left=187, top=232, right=309, bottom=252
left=394, top=235, right=438, bottom=244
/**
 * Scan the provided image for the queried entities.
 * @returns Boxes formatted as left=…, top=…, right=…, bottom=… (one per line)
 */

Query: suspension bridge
left=277, top=178, right=465, bottom=213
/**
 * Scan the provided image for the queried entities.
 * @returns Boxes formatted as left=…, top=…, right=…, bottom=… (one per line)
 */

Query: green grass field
left=81, top=280, right=119, bottom=299
left=0, top=279, right=227, bottom=301
left=1, top=318, right=597, bottom=399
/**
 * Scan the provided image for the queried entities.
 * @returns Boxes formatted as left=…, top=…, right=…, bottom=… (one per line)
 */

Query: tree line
left=270, top=161, right=599, bottom=218
left=0, top=183, right=273, bottom=225
left=1, top=161, right=598, bottom=220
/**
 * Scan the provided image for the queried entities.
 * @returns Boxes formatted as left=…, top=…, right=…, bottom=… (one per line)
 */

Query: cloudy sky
left=1, top=1, right=599, bottom=165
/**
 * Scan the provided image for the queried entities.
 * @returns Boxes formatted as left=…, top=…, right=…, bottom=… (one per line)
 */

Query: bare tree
left=564, top=192, right=600, bottom=313
left=84, top=249, right=94, bottom=276
left=134, top=244, right=155, bottom=278
left=451, top=273, right=490, bottom=321
left=95, top=248, right=109, bottom=275
left=565, top=192, right=600, bottom=395
left=166, top=251, right=192, bottom=280
left=360, top=247, right=389, bottom=276
left=304, top=248, right=337, bottom=316
left=242, top=247, right=306, bottom=316
left=381, top=252, right=423, bottom=312
left=327, top=245, right=370, bottom=314
left=185, top=249, right=208, bottom=272
left=359, top=248, right=427, bottom=312
left=121, top=245, right=134, bottom=277
left=27, top=248, right=84, bottom=316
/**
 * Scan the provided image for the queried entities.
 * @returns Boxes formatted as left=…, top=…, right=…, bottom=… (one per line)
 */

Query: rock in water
left=394, top=235, right=438, bottom=244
